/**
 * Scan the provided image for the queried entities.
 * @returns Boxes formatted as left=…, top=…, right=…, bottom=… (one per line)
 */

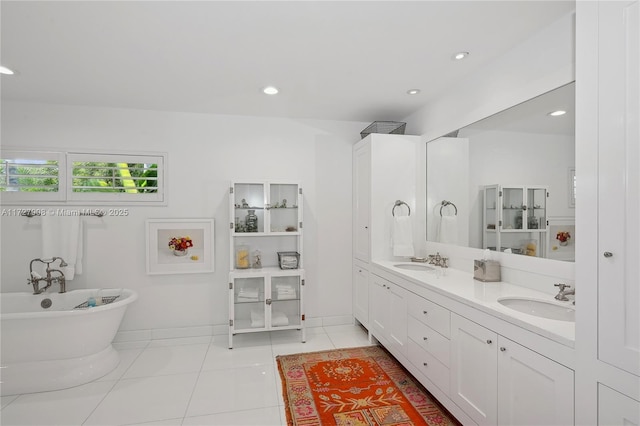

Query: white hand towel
left=438, top=215, right=458, bottom=244
left=271, top=311, right=289, bottom=326
left=41, top=215, right=83, bottom=280
left=392, top=216, right=415, bottom=257
left=250, top=309, right=265, bottom=328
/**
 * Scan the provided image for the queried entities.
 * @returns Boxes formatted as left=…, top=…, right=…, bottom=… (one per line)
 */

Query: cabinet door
left=353, top=262, right=369, bottom=327
left=231, top=276, right=267, bottom=331
left=598, top=383, right=640, bottom=425
left=484, top=185, right=500, bottom=251
left=268, top=183, right=301, bottom=233
left=450, top=313, right=498, bottom=425
left=353, top=142, right=371, bottom=262
left=497, top=336, right=574, bottom=426
left=369, top=275, right=388, bottom=342
left=388, top=282, right=408, bottom=357
left=501, top=186, right=525, bottom=231
left=232, top=182, right=266, bottom=233
left=270, top=274, right=302, bottom=329
left=598, top=0, right=640, bottom=377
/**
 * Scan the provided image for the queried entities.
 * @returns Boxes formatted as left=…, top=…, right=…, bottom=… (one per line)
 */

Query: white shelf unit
left=228, top=181, right=304, bottom=348
left=483, top=184, right=548, bottom=258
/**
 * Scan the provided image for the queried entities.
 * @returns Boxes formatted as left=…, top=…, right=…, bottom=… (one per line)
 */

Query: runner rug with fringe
left=276, top=345, right=459, bottom=425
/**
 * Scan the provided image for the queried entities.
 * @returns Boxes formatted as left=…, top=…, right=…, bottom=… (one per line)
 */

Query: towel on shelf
left=275, top=284, right=296, bottom=300
left=250, top=309, right=265, bottom=328
left=438, top=215, right=459, bottom=244
left=41, top=215, right=83, bottom=280
left=250, top=310, right=289, bottom=327
left=238, top=288, right=259, bottom=302
left=392, top=216, right=415, bottom=257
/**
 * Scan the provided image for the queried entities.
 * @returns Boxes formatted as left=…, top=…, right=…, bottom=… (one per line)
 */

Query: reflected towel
left=392, top=216, right=415, bottom=257
left=438, top=215, right=458, bottom=244
left=41, top=215, right=83, bottom=280
left=250, top=310, right=289, bottom=327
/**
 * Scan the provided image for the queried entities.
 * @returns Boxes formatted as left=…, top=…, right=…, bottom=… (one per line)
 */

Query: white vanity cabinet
left=450, top=313, right=574, bottom=426
left=228, top=181, right=304, bottom=348
left=483, top=184, right=548, bottom=257
left=369, top=274, right=408, bottom=358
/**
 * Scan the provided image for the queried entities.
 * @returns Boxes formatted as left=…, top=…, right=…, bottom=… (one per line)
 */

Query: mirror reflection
left=426, top=82, right=575, bottom=262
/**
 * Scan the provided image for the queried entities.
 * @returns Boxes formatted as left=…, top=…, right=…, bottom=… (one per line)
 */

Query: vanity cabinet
left=228, top=181, right=304, bottom=348
left=450, top=313, right=574, bottom=425
left=370, top=274, right=408, bottom=358
left=483, top=184, right=548, bottom=257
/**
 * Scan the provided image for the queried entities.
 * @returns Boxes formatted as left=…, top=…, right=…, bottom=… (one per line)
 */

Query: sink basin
left=393, top=263, right=435, bottom=272
left=498, top=297, right=575, bottom=322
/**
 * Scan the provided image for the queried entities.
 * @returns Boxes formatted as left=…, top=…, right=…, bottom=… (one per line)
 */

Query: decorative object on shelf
left=277, top=346, right=457, bottom=425
left=556, top=231, right=571, bottom=246
left=281, top=198, right=287, bottom=208
left=168, top=236, right=192, bottom=256
left=360, top=121, right=407, bottom=139
left=235, top=245, right=251, bottom=269
left=241, top=198, right=249, bottom=208
left=146, top=219, right=214, bottom=275
left=286, top=226, right=297, bottom=232
left=245, top=209, right=258, bottom=232
left=252, top=249, right=262, bottom=269
left=278, top=251, right=300, bottom=269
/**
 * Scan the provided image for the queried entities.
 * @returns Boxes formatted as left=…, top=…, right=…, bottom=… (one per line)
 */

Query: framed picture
left=146, top=219, right=214, bottom=275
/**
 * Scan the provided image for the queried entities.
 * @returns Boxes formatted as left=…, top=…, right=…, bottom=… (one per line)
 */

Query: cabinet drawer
left=408, top=316, right=450, bottom=367
left=408, top=297, right=450, bottom=338
left=408, top=339, right=450, bottom=395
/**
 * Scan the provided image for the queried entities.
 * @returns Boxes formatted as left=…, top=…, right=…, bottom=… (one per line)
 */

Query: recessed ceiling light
left=262, top=86, right=279, bottom=95
left=548, top=110, right=567, bottom=116
left=406, top=89, right=421, bottom=95
left=452, top=52, right=469, bottom=60
left=0, top=66, right=15, bottom=75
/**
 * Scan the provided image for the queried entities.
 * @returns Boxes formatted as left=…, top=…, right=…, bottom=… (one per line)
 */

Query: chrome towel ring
left=392, top=200, right=411, bottom=216
left=440, top=200, right=457, bottom=216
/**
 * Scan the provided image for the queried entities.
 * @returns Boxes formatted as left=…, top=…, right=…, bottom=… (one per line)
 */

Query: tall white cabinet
left=352, top=134, right=420, bottom=330
left=228, top=181, right=305, bottom=348
left=576, top=1, right=640, bottom=423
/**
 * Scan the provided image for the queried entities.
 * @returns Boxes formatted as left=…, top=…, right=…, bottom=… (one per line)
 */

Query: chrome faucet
left=427, top=252, right=449, bottom=268
left=554, top=283, right=575, bottom=301
left=28, top=257, right=68, bottom=294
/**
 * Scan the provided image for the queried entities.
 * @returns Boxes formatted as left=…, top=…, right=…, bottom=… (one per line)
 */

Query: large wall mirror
left=426, top=82, right=575, bottom=262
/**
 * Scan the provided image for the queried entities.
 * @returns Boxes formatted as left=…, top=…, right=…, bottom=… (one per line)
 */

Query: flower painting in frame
left=146, top=219, right=214, bottom=274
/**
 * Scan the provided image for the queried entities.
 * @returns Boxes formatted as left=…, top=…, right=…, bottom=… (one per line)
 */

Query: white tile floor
left=0, top=324, right=373, bottom=426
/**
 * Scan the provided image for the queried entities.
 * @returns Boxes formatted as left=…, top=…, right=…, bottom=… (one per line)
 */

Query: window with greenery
left=0, top=150, right=165, bottom=204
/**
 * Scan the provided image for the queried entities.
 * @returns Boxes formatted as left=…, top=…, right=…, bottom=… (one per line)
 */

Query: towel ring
left=392, top=200, right=411, bottom=216
left=440, top=200, right=457, bottom=216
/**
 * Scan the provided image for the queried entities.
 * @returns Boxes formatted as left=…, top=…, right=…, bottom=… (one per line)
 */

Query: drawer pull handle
left=604, top=251, right=613, bottom=258
left=423, top=337, right=428, bottom=341
left=423, top=362, right=428, bottom=367
left=423, top=310, right=428, bottom=315
left=500, top=347, right=506, bottom=352
left=486, top=339, right=492, bottom=344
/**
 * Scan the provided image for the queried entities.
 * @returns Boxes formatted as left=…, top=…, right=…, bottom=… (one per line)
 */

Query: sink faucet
left=427, top=252, right=449, bottom=268
left=554, top=283, right=575, bottom=301
left=28, top=257, right=68, bottom=294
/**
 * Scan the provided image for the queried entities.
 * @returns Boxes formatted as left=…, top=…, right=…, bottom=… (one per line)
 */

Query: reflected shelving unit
left=483, top=184, right=548, bottom=258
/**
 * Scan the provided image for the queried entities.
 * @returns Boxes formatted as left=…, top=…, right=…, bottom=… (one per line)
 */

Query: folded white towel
left=41, top=215, right=83, bottom=280
left=238, top=288, right=259, bottom=297
left=392, top=216, right=415, bottom=257
left=250, top=309, right=265, bottom=327
left=438, top=215, right=458, bottom=244
left=271, top=311, right=289, bottom=327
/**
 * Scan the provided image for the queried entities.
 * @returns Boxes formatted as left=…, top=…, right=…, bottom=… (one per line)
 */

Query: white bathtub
left=0, top=288, right=137, bottom=396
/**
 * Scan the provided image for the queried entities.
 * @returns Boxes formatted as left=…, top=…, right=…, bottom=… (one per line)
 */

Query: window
left=0, top=150, right=165, bottom=205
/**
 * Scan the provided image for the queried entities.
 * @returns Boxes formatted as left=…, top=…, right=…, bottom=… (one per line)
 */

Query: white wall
left=0, top=101, right=366, bottom=334
left=408, top=10, right=576, bottom=291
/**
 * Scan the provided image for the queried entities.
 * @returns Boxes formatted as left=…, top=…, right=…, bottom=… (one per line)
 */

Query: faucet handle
left=554, top=283, right=570, bottom=291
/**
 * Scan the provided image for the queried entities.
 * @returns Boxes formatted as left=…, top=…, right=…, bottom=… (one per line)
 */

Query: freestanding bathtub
left=0, top=288, right=137, bottom=396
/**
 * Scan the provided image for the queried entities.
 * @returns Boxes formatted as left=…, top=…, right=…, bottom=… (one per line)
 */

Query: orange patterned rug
left=276, top=346, right=459, bottom=425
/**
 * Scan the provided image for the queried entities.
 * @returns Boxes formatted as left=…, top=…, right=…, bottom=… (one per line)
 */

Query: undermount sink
left=393, top=263, right=435, bottom=272
left=498, top=297, right=575, bottom=322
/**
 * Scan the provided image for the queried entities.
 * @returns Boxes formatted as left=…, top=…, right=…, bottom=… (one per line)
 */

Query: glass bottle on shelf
left=235, top=245, right=251, bottom=269
left=245, top=210, right=258, bottom=232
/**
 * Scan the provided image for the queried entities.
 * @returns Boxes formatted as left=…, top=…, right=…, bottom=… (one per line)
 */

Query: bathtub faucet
left=28, top=257, right=68, bottom=294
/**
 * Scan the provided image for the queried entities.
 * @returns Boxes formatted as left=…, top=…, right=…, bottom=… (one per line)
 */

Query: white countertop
left=373, top=260, right=575, bottom=348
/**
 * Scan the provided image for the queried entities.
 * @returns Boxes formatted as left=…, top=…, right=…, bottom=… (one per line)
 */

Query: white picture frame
left=146, top=218, right=214, bottom=275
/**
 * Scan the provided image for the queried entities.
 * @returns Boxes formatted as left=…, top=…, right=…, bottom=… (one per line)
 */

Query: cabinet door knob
left=604, top=251, right=613, bottom=258
left=423, top=337, right=428, bottom=341
left=423, top=310, right=428, bottom=315
left=500, top=347, right=506, bottom=352
left=423, top=362, right=428, bottom=367
left=486, top=339, right=492, bottom=344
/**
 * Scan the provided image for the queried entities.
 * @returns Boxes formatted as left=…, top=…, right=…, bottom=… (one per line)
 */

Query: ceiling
left=0, top=1, right=575, bottom=123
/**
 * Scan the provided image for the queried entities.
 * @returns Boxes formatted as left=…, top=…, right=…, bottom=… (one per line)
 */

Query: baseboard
left=114, top=316, right=355, bottom=342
